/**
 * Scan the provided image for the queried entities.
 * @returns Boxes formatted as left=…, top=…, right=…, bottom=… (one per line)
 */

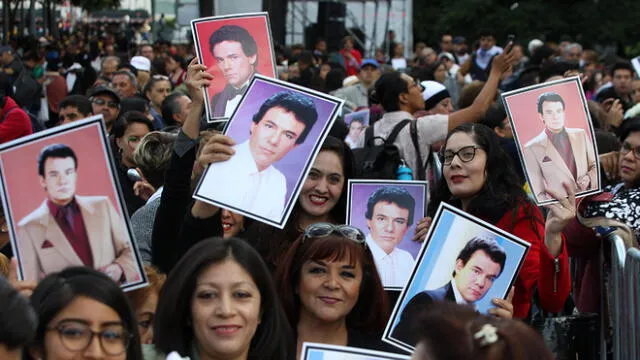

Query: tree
left=413, top=0, right=640, bottom=57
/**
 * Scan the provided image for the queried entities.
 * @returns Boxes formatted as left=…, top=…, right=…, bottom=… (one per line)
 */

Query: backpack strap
left=364, top=125, right=375, bottom=146
left=385, top=119, right=411, bottom=144
left=409, top=120, right=427, bottom=180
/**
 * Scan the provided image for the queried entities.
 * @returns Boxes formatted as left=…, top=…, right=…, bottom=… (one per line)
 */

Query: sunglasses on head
left=302, top=223, right=366, bottom=248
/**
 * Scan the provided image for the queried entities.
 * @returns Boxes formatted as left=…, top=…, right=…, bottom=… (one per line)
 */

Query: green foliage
left=413, top=0, right=640, bottom=56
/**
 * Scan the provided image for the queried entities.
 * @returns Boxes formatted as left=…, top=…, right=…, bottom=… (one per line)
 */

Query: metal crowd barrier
left=604, top=234, right=639, bottom=360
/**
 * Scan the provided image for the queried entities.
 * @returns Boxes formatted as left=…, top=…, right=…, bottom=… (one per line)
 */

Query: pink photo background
left=0, top=124, right=123, bottom=222
left=193, top=15, right=276, bottom=104
left=504, top=80, right=594, bottom=147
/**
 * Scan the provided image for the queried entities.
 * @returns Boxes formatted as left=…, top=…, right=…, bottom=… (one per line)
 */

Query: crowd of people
left=0, top=22, right=639, bottom=360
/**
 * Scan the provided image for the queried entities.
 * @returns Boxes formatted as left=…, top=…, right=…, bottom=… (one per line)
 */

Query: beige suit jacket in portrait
left=16, top=195, right=139, bottom=283
left=523, top=127, right=597, bottom=203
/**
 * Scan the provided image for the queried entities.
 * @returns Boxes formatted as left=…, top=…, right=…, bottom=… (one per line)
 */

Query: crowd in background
left=0, top=21, right=639, bottom=360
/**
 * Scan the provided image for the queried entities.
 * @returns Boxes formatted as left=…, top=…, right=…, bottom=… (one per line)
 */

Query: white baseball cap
left=130, top=56, right=151, bottom=72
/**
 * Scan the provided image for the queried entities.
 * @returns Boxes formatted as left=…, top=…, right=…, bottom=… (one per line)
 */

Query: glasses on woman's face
left=302, top=223, right=366, bottom=248
left=47, top=320, right=131, bottom=356
left=620, top=141, right=640, bottom=160
left=442, top=145, right=481, bottom=165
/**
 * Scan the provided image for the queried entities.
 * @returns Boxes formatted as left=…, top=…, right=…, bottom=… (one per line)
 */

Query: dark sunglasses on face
left=441, top=145, right=481, bottom=165
left=302, top=222, right=367, bottom=248
left=91, top=97, right=120, bottom=109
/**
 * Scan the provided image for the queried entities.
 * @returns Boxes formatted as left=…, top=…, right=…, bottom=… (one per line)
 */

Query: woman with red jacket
left=429, top=123, right=573, bottom=318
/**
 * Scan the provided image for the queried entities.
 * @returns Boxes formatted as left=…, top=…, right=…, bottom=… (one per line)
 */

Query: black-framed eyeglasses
left=47, top=321, right=132, bottom=356
left=412, top=78, right=425, bottom=92
left=620, top=142, right=640, bottom=159
left=91, top=97, right=120, bottom=109
left=302, top=223, right=366, bottom=248
left=441, top=145, right=481, bottom=165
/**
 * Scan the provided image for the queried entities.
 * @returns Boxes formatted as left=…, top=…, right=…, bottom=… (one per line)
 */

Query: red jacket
left=340, top=49, right=363, bottom=76
left=494, top=202, right=571, bottom=318
left=0, top=96, right=32, bottom=144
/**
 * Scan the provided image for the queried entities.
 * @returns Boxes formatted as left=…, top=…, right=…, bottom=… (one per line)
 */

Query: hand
left=576, top=174, right=591, bottom=190
left=133, top=178, right=156, bottom=202
left=198, top=134, right=236, bottom=166
left=544, top=182, right=576, bottom=234
left=99, top=263, right=124, bottom=283
left=599, top=151, right=620, bottom=181
left=8, top=258, right=37, bottom=297
left=412, top=217, right=432, bottom=242
left=603, top=98, right=624, bottom=129
left=185, top=58, right=214, bottom=104
left=490, top=44, right=516, bottom=75
left=488, top=287, right=514, bottom=319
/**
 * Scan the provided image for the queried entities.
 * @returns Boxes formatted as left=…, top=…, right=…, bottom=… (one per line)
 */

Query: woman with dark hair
left=143, top=75, right=172, bottom=129
left=165, top=54, right=187, bottom=87
left=27, top=267, right=143, bottom=360
left=275, top=223, right=390, bottom=356
left=111, top=111, right=154, bottom=216
left=429, top=123, right=572, bottom=319
left=145, top=237, right=292, bottom=360
left=410, top=302, right=553, bottom=360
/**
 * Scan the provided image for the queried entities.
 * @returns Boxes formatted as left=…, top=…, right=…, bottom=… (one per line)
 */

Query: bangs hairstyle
left=153, top=237, right=292, bottom=360
left=28, top=267, right=143, bottom=360
left=275, top=234, right=388, bottom=334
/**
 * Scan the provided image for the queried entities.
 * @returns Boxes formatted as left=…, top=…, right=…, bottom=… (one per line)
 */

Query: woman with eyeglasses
left=429, top=123, right=573, bottom=319
left=111, top=111, right=154, bottom=217
left=144, top=237, right=293, bottom=360
left=143, top=75, right=172, bottom=130
left=275, top=223, right=390, bottom=357
left=27, top=266, right=143, bottom=360
left=125, top=265, right=166, bottom=345
left=564, top=117, right=640, bottom=314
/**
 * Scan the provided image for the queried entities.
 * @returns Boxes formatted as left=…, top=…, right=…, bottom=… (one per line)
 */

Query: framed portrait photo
left=191, top=12, right=277, bottom=122
left=193, top=75, right=344, bottom=229
left=344, top=108, right=370, bottom=149
left=301, top=342, right=410, bottom=360
left=501, top=76, right=601, bottom=205
left=383, top=203, right=530, bottom=352
left=0, top=115, right=147, bottom=291
left=346, top=179, right=427, bottom=290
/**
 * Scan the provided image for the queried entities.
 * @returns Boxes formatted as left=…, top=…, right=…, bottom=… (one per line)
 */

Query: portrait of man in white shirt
left=200, top=91, right=319, bottom=220
left=364, top=186, right=417, bottom=288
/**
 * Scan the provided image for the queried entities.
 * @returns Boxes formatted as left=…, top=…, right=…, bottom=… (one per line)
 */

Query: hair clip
left=166, top=352, right=190, bottom=360
left=473, top=323, right=499, bottom=347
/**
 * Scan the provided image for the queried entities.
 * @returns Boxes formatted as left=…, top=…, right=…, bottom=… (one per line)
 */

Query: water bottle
left=396, top=159, right=413, bottom=180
